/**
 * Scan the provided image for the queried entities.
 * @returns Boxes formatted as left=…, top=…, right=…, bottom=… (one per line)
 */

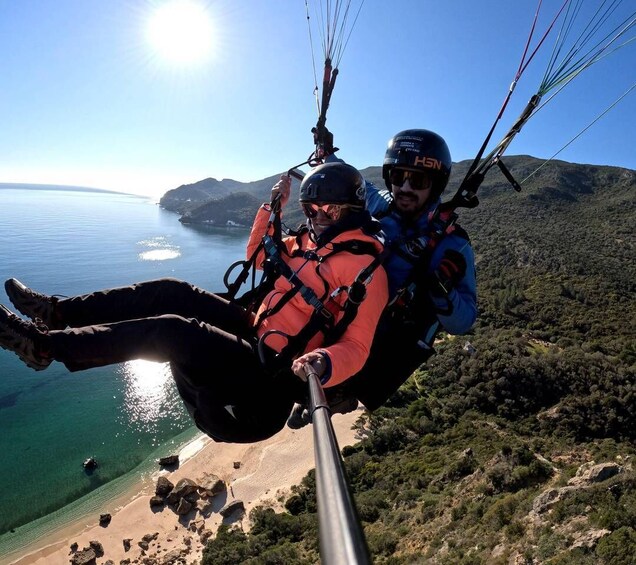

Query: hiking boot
left=0, top=304, right=52, bottom=371
left=4, top=278, right=63, bottom=330
left=286, top=403, right=311, bottom=429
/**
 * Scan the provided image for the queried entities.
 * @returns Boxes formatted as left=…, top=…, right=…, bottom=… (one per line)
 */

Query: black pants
left=47, top=278, right=303, bottom=443
left=336, top=323, right=434, bottom=411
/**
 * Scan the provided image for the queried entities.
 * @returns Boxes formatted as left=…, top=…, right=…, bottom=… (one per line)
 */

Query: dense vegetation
left=200, top=157, right=635, bottom=564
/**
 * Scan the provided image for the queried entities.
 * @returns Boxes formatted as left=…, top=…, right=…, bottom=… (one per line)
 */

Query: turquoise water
left=0, top=185, right=249, bottom=549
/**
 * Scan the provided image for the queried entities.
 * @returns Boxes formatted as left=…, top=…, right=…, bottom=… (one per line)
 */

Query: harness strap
left=258, top=235, right=386, bottom=364
left=222, top=194, right=284, bottom=306
left=388, top=207, right=460, bottom=311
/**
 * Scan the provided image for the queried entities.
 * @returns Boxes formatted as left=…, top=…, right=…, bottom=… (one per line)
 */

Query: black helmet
left=299, top=162, right=366, bottom=208
left=382, top=129, right=452, bottom=197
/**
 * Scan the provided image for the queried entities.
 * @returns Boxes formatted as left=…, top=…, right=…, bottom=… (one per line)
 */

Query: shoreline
left=5, top=409, right=363, bottom=565
left=0, top=427, right=202, bottom=564
left=0, top=426, right=202, bottom=562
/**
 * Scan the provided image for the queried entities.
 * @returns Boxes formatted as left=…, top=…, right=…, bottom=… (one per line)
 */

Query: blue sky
left=1, top=0, right=634, bottom=198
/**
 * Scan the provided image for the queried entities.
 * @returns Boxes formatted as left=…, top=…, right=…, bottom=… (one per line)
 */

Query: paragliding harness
left=386, top=200, right=471, bottom=320
left=332, top=195, right=473, bottom=412
left=222, top=192, right=388, bottom=380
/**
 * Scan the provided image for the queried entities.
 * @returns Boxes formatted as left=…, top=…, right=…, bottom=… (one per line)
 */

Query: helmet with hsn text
left=299, top=162, right=366, bottom=209
left=382, top=129, right=452, bottom=198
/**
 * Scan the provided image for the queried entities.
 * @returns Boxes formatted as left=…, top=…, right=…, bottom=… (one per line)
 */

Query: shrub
left=595, top=526, right=636, bottom=565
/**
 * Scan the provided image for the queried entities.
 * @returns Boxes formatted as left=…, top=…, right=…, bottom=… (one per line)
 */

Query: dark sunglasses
left=389, top=168, right=432, bottom=191
left=302, top=202, right=348, bottom=220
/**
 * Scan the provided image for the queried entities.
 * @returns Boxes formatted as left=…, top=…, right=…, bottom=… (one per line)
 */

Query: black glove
left=429, top=249, right=467, bottom=297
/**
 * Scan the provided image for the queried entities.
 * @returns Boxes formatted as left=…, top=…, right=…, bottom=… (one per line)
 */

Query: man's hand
left=429, top=249, right=467, bottom=296
left=292, top=350, right=329, bottom=383
left=271, top=174, right=291, bottom=208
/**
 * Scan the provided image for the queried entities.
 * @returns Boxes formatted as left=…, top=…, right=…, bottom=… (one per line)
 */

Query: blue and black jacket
left=366, top=179, right=477, bottom=340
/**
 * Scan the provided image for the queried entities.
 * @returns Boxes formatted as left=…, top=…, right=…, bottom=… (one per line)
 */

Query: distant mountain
left=159, top=174, right=283, bottom=216
left=158, top=156, right=635, bottom=236
left=0, top=182, right=130, bottom=195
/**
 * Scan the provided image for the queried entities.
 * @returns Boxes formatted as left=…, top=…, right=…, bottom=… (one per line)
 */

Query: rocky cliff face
left=159, top=174, right=283, bottom=216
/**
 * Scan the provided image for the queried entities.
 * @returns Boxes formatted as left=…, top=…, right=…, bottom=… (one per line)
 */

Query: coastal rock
left=172, top=478, right=199, bottom=498
left=167, top=478, right=200, bottom=506
left=198, top=473, right=225, bottom=497
left=123, top=538, right=132, bottom=551
left=99, top=513, right=111, bottom=526
left=137, top=532, right=159, bottom=551
left=175, top=498, right=193, bottom=515
left=159, top=454, right=179, bottom=467
left=150, top=495, right=165, bottom=508
left=83, top=457, right=98, bottom=471
left=233, top=461, right=241, bottom=469
left=69, top=541, right=103, bottom=565
left=162, top=548, right=187, bottom=564
left=156, top=476, right=174, bottom=496
left=70, top=548, right=96, bottom=565
left=165, top=491, right=180, bottom=506
left=189, top=518, right=205, bottom=532
left=196, top=498, right=214, bottom=515
left=88, top=540, right=104, bottom=557
left=142, top=532, right=159, bottom=543
left=220, top=499, right=245, bottom=518
left=184, top=490, right=200, bottom=503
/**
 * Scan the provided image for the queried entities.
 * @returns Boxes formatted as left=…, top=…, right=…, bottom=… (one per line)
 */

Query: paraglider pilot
left=0, top=163, right=388, bottom=443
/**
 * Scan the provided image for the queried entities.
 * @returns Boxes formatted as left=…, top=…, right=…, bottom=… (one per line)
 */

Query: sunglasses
left=302, top=202, right=348, bottom=220
left=389, top=169, right=433, bottom=191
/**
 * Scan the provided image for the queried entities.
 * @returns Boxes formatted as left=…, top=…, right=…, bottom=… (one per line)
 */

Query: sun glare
left=146, top=0, right=215, bottom=65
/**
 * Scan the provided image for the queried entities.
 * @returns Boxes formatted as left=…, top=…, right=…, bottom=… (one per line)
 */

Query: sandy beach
left=6, top=409, right=363, bottom=565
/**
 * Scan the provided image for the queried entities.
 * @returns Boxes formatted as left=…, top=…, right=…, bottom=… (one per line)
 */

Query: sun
left=146, top=0, right=215, bottom=65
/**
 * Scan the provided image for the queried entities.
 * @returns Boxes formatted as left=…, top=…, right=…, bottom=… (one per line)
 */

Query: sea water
left=0, top=185, right=249, bottom=556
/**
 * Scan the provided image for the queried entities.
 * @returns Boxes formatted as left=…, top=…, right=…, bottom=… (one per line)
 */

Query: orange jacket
left=246, top=204, right=388, bottom=387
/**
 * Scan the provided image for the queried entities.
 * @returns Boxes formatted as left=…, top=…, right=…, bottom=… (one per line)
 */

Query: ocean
left=0, top=185, right=249, bottom=558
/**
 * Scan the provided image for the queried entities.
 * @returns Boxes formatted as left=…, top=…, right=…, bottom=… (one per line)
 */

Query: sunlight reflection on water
left=138, top=236, right=181, bottom=261
left=118, top=360, right=186, bottom=437
left=139, top=249, right=181, bottom=260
